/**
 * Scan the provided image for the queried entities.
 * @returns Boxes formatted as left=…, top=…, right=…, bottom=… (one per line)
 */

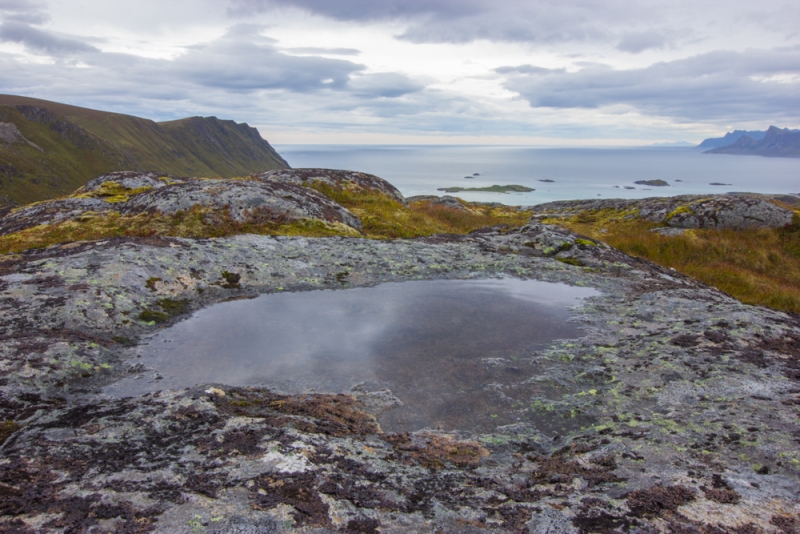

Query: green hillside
left=0, top=95, right=289, bottom=206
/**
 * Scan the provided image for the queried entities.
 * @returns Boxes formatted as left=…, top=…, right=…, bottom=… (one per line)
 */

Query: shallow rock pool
left=106, top=278, right=598, bottom=433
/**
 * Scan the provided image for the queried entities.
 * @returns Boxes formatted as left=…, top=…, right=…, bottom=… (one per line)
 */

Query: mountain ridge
left=705, top=125, right=800, bottom=158
left=0, top=94, right=289, bottom=205
left=697, top=129, right=767, bottom=148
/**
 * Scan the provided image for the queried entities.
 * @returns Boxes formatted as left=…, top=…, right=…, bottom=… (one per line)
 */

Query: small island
left=437, top=184, right=534, bottom=193
left=634, top=179, right=669, bottom=187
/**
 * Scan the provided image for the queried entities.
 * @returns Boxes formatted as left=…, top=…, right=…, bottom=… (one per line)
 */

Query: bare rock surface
left=0, top=171, right=363, bottom=235
left=529, top=194, right=795, bottom=229
left=0, top=220, right=799, bottom=532
left=256, top=168, right=408, bottom=205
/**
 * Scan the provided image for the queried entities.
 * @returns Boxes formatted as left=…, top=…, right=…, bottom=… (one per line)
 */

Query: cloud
left=616, top=31, right=668, bottom=53
left=347, top=72, right=425, bottom=98
left=227, top=0, right=486, bottom=21
left=282, top=47, right=360, bottom=56
left=496, top=47, right=800, bottom=122
left=227, top=0, right=650, bottom=45
left=615, top=28, right=693, bottom=54
left=0, top=21, right=99, bottom=54
left=0, top=0, right=49, bottom=25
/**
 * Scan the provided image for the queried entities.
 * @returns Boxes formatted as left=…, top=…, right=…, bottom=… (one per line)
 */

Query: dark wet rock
left=529, top=194, right=794, bottom=230
left=254, top=168, right=407, bottom=205
left=0, top=203, right=799, bottom=531
left=634, top=179, right=669, bottom=187
left=0, top=170, right=363, bottom=235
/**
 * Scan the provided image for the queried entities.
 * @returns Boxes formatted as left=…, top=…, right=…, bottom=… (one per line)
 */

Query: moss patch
left=0, top=421, right=21, bottom=445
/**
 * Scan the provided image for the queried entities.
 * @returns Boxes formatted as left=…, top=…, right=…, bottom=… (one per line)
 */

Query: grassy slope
left=159, top=116, right=288, bottom=175
left=550, top=204, right=800, bottom=314
left=0, top=106, right=128, bottom=205
left=0, top=95, right=289, bottom=205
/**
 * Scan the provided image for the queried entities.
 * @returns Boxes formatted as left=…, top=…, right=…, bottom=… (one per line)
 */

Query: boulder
left=255, top=168, right=407, bottom=205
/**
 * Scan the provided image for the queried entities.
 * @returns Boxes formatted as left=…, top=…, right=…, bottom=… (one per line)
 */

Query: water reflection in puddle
left=106, top=278, right=599, bottom=433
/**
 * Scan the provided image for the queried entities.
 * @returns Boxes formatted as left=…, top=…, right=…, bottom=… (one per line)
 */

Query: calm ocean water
left=274, top=145, right=800, bottom=205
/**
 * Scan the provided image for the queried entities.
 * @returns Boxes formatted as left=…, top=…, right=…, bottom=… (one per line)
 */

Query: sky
left=0, top=0, right=798, bottom=145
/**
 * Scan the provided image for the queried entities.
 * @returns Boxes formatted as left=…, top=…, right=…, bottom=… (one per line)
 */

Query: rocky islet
left=0, top=170, right=798, bottom=532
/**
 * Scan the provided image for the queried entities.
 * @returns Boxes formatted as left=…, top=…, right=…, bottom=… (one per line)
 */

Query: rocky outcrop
left=0, top=219, right=799, bottom=532
left=529, top=194, right=795, bottom=230
left=255, top=168, right=408, bottom=205
left=0, top=171, right=363, bottom=235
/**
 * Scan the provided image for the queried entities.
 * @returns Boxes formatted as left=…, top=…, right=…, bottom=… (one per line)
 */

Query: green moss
left=557, top=257, right=586, bottom=267
left=157, top=298, right=189, bottom=315
left=72, top=181, right=152, bottom=203
left=145, top=277, right=162, bottom=291
left=139, top=298, right=189, bottom=324
left=574, top=238, right=598, bottom=246
left=665, top=204, right=692, bottom=221
left=0, top=420, right=21, bottom=445
left=220, top=271, right=241, bottom=289
left=139, top=309, right=169, bottom=323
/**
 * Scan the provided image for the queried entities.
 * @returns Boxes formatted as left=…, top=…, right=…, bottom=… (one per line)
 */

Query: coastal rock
left=255, top=168, right=408, bottom=205
left=529, top=194, right=794, bottom=230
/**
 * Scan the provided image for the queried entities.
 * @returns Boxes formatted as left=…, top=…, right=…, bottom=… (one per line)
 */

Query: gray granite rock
left=530, top=194, right=794, bottom=229
left=255, top=168, right=407, bottom=205
left=0, top=220, right=798, bottom=532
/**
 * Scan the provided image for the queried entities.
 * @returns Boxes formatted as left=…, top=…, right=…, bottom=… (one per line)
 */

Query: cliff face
left=0, top=95, right=289, bottom=205
left=705, top=126, right=800, bottom=157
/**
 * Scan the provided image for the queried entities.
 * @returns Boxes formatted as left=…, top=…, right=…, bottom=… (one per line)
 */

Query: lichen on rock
left=0, top=173, right=799, bottom=532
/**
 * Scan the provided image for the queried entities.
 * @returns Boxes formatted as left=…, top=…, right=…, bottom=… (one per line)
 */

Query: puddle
left=106, top=278, right=599, bottom=433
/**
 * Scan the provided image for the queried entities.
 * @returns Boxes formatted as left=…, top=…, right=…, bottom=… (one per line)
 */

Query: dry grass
left=310, top=182, right=530, bottom=239
left=552, top=206, right=800, bottom=314
left=0, top=207, right=352, bottom=255
left=0, top=185, right=530, bottom=255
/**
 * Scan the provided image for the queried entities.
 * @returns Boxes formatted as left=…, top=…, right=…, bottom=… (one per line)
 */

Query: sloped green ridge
left=0, top=94, right=289, bottom=206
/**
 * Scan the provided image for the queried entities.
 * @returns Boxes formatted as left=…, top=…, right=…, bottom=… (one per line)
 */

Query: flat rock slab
left=0, top=225, right=799, bottom=532
left=529, top=194, right=795, bottom=229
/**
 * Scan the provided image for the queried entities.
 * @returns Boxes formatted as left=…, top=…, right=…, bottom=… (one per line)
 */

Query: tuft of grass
left=554, top=207, right=800, bottom=314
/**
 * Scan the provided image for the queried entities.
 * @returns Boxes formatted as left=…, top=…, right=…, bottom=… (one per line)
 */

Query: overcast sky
left=0, top=0, right=798, bottom=145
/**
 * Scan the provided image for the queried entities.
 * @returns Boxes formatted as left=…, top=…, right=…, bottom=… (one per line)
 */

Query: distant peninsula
left=437, top=184, right=534, bottom=193
left=704, top=126, right=800, bottom=158
left=697, top=130, right=767, bottom=149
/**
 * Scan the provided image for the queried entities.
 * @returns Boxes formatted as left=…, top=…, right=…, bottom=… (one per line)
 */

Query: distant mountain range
left=0, top=95, right=288, bottom=206
left=697, top=130, right=768, bottom=149
left=702, top=126, right=800, bottom=158
left=647, top=127, right=800, bottom=158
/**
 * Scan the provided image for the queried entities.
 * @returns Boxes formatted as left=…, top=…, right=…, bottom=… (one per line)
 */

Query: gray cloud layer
left=497, top=47, right=800, bottom=123
left=229, top=0, right=676, bottom=46
left=0, top=21, right=99, bottom=54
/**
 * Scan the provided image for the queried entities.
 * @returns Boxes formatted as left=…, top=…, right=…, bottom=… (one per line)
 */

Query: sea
left=274, top=145, right=800, bottom=205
